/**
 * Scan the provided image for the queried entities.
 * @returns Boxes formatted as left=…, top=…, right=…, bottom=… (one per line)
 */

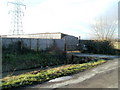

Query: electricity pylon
left=8, top=0, right=26, bottom=35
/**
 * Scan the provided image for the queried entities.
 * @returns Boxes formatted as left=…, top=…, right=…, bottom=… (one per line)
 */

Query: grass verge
left=1, top=59, right=106, bottom=89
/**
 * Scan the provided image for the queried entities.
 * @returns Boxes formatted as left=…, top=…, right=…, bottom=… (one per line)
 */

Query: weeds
left=2, top=41, right=66, bottom=72
left=2, top=52, right=66, bottom=72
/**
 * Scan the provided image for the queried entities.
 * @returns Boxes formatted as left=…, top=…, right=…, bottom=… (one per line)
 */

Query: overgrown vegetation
left=2, top=52, right=66, bottom=72
left=2, top=41, right=66, bottom=72
left=1, top=59, right=106, bottom=89
left=81, top=40, right=119, bottom=55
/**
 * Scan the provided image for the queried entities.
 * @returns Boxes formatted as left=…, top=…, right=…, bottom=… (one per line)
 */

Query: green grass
left=1, top=59, right=107, bottom=89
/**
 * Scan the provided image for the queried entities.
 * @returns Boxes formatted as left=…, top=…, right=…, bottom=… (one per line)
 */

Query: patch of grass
left=1, top=59, right=107, bottom=89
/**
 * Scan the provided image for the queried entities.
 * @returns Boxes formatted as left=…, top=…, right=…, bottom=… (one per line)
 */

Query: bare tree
left=90, top=17, right=118, bottom=41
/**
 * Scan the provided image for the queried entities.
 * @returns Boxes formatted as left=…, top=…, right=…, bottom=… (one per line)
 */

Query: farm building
left=1, top=32, right=79, bottom=51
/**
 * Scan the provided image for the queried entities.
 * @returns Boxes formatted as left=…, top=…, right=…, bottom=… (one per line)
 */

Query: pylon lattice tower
left=8, top=0, right=26, bottom=35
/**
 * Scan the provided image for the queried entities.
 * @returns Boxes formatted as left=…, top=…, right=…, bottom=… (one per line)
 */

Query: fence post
left=53, top=39, right=56, bottom=50
left=37, top=39, right=39, bottom=51
left=64, top=39, right=66, bottom=52
left=11, top=38, right=13, bottom=44
left=30, top=39, right=31, bottom=50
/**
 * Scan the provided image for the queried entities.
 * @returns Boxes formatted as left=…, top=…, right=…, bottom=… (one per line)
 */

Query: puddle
left=48, top=76, right=72, bottom=82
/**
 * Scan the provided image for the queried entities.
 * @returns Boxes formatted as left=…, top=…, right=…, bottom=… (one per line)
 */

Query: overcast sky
left=0, top=0, right=119, bottom=39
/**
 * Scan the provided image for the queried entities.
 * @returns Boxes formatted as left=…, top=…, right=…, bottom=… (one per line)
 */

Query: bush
left=82, top=40, right=116, bottom=55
